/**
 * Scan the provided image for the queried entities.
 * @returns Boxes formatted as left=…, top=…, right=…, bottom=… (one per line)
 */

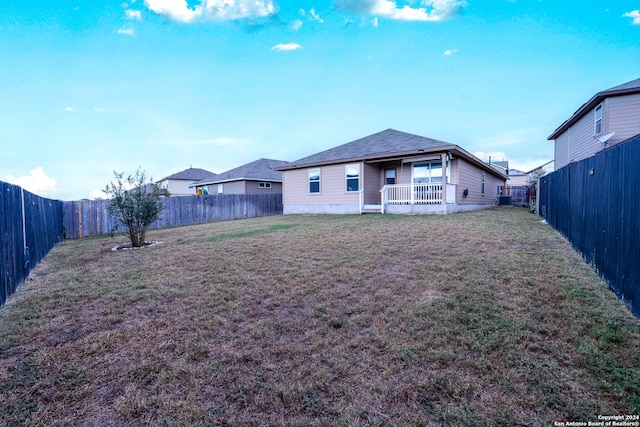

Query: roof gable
left=284, top=129, right=454, bottom=168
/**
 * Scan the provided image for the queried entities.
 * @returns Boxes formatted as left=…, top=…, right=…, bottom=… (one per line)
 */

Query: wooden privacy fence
left=63, top=194, right=283, bottom=239
left=539, top=134, right=640, bottom=317
left=1, top=181, right=64, bottom=306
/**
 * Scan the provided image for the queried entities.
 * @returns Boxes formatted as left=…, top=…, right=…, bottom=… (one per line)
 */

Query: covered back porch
left=359, top=152, right=457, bottom=214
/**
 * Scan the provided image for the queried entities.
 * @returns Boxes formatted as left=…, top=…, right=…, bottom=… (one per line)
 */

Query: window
left=385, top=169, right=396, bottom=185
left=258, top=182, right=272, bottom=189
left=309, top=168, right=320, bottom=193
left=217, top=184, right=223, bottom=194
left=595, top=104, right=602, bottom=135
left=413, top=162, right=443, bottom=184
left=481, top=171, right=486, bottom=195
left=345, top=164, right=360, bottom=192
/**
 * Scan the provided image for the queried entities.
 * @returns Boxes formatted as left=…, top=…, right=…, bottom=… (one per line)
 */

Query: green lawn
left=1, top=208, right=639, bottom=426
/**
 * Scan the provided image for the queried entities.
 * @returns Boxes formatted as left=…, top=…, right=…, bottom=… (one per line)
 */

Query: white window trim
left=345, top=163, right=360, bottom=192
left=594, top=103, right=603, bottom=136
left=412, top=161, right=443, bottom=184
left=258, top=182, right=272, bottom=189
left=309, top=168, right=321, bottom=194
left=385, top=169, right=396, bottom=185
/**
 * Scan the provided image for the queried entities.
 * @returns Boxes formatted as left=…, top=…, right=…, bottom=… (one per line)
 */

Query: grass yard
left=1, top=208, right=639, bottom=426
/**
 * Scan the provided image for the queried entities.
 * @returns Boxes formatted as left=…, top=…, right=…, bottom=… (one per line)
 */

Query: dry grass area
left=1, top=208, right=639, bottom=426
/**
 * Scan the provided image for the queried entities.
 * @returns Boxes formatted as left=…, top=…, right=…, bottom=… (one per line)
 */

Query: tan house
left=277, top=129, right=507, bottom=215
left=508, top=169, right=528, bottom=186
left=157, top=167, right=217, bottom=196
left=548, top=78, right=640, bottom=170
left=193, top=158, right=289, bottom=195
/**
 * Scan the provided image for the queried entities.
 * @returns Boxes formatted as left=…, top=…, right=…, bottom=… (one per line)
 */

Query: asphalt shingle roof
left=284, top=129, right=454, bottom=168
left=203, top=158, right=289, bottom=184
left=162, top=167, right=217, bottom=181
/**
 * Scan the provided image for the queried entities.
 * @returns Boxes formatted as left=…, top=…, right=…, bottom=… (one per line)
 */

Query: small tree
left=103, top=168, right=167, bottom=248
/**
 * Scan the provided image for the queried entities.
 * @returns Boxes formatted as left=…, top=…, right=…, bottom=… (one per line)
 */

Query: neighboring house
left=277, top=129, right=507, bottom=215
left=508, top=169, right=528, bottom=186
left=527, top=160, right=554, bottom=185
left=490, top=161, right=509, bottom=177
left=548, top=78, right=640, bottom=170
left=157, top=167, right=217, bottom=196
left=193, top=158, right=289, bottom=195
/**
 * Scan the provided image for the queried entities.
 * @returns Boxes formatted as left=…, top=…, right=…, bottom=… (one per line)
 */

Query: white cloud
left=310, top=8, right=324, bottom=23
left=271, top=43, right=302, bottom=51
left=125, top=9, right=142, bottom=20
left=372, top=17, right=378, bottom=27
left=117, top=27, right=136, bottom=36
left=144, top=0, right=276, bottom=23
left=335, top=0, right=465, bottom=21
left=89, top=188, right=108, bottom=200
left=6, top=167, right=58, bottom=197
left=623, top=10, right=640, bottom=25
left=291, top=19, right=303, bottom=30
left=443, top=48, right=459, bottom=56
left=65, top=106, right=74, bottom=112
left=473, top=151, right=507, bottom=163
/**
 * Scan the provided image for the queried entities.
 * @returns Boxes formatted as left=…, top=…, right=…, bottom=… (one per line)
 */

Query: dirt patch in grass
left=1, top=208, right=639, bottom=426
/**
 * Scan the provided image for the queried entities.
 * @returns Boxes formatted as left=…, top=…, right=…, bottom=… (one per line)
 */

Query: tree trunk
left=130, top=228, right=146, bottom=247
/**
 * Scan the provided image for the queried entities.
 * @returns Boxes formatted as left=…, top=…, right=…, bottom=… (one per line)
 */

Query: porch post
left=441, top=153, right=447, bottom=205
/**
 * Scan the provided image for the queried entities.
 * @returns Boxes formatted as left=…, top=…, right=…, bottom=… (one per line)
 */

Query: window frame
left=413, top=161, right=443, bottom=184
left=594, top=103, right=603, bottom=135
left=385, top=169, right=396, bottom=185
left=308, top=168, right=321, bottom=194
left=481, top=171, right=486, bottom=195
left=258, top=182, right=272, bottom=189
left=345, top=163, right=360, bottom=192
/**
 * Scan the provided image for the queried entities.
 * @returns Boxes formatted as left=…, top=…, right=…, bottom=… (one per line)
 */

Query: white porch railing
left=382, top=183, right=444, bottom=205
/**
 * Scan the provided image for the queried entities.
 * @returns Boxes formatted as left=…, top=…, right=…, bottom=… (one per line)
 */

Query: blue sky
left=1, top=0, right=638, bottom=200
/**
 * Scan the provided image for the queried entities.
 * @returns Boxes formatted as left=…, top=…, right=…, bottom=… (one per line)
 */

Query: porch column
left=441, top=153, right=447, bottom=205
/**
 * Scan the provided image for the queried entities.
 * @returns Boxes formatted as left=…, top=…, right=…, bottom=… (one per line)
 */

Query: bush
left=103, top=168, right=167, bottom=247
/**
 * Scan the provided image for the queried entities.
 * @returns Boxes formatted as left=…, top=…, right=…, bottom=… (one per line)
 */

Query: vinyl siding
left=554, top=133, right=569, bottom=170
left=457, top=161, right=502, bottom=205
left=161, top=179, right=196, bottom=196
left=363, top=163, right=381, bottom=204
left=282, top=163, right=360, bottom=206
left=244, top=181, right=283, bottom=195
left=397, top=163, right=412, bottom=184
left=554, top=93, right=640, bottom=170
left=607, top=94, right=640, bottom=146
left=219, top=180, right=245, bottom=194
left=449, top=158, right=460, bottom=186
left=567, top=105, right=600, bottom=165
